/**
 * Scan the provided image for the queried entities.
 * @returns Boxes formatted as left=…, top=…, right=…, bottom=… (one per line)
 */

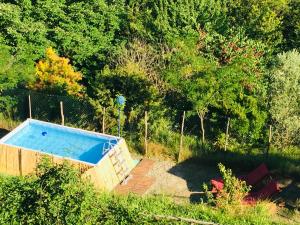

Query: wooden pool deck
left=114, top=159, right=155, bottom=195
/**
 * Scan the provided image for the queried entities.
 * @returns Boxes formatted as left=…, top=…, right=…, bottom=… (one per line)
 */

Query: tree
left=0, top=0, right=124, bottom=77
left=164, top=32, right=267, bottom=147
left=30, top=47, right=83, bottom=96
left=282, top=0, right=300, bottom=50
left=163, top=34, right=218, bottom=143
left=0, top=44, right=34, bottom=111
left=226, top=0, right=288, bottom=49
left=269, top=50, right=300, bottom=147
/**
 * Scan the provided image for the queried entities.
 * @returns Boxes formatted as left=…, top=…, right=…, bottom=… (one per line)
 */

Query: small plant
left=204, top=163, right=251, bottom=211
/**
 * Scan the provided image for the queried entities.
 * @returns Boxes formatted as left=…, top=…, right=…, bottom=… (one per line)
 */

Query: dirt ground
left=145, top=158, right=219, bottom=202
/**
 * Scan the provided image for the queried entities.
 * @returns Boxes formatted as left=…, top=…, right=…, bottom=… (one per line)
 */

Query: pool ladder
left=109, top=146, right=131, bottom=183
left=104, top=140, right=131, bottom=183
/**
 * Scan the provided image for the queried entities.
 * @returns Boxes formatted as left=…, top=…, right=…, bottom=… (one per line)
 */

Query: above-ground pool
left=0, top=119, right=136, bottom=190
left=1, top=119, right=118, bottom=164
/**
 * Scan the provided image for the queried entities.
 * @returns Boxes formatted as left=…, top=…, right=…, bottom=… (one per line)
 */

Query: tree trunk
left=197, top=110, right=205, bottom=143
left=178, top=111, right=186, bottom=162
left=144, top=111, right=148, bottom=155
left=225, top=117, right=230, bottom=151
left=267, top=125, right=272, bottom=157
left=102, top=107, right=106, bottom=133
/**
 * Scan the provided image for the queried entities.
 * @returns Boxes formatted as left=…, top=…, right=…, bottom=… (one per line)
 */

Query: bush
left=0, top=159, right=286, bottom=225
left=204, top=163, right=250, bottom=211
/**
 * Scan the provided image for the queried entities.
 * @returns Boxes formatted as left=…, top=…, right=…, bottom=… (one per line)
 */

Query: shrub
left=204, top=163, right=251, bottom=212
left=269, top=50, right=300, bottom=147
left=0, top=158, right=287, bottom=225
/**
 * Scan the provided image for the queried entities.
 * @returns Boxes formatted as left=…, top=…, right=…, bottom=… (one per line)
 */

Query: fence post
left=28, top=95, right=32, bottom=119
left=18, top=149, right=22, bottom=176
left=224, top=117, right=230, bottom=151
left=144, top=111, right=148, bottom=156
left=102, top=107, right=106, bottom=133
left=178, top=111, right=186, bottom=162
left=267, top=125, right=272, bottom=157
left=60, top=101, right=64, bottom=126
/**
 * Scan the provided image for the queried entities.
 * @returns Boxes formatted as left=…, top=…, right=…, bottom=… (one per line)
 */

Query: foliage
left=226, top=0, right=288, bottom=49
left=282, top=0, right=300, bottom=50
left=30, top=47, right=83, bottom=96
left=269, top=50, right=300, bottom=147
left=0, top=0, right=124, bottom=75
left=0, top=160, right=285, bottom=225
left=0, top=44, right=34, bottom=112
left=215, top=163, right=250, bottom=209
left=0, top=0, right=299, bottom=160
left=163, top=33, right=267, bottom=146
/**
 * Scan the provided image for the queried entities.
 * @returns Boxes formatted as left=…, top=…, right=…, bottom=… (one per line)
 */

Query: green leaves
left=0, top=160, right=282, bottom=225
left=269, top=50, right=300, bottom=147
left=0, top=44, right=35, bottom=112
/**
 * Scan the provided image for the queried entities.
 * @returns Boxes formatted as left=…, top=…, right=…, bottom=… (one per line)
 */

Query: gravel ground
left=145, top=158, right=219, bottom=201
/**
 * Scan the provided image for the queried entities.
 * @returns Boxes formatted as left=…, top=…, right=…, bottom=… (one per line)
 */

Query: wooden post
left=144, top=111, right=148, bottom=156
left=28, top=95, right=32, bottom=119
left=268, top=125, right=272, bottom=144
left=178, top=111, right=186, bottom=162
left=102, top=107, right=106, bottom=133
left=267, top=125, right=272, bottom=157
left=224, top=117, right=230, bottom=151
left=18, top=149, right=22, bottom=176
left=60, top=101, right=64, bottom=126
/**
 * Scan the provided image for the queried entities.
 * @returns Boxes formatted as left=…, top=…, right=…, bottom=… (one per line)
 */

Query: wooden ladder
left=109, top=146, right=130, bottom=182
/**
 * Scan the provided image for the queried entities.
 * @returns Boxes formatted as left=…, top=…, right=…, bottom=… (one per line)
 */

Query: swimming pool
left=1, top=119, right=118, bottom=164
left=0, top=119, right=136, bottom=190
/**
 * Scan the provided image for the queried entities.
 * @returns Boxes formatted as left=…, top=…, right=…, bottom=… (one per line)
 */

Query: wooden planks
left=21, top=149, right=38, bottom=175
left=5, top=145, right=20, bottom=176
left=0, top=139, right=136, bottom=192
left=0, top=144, right=7, bottom=173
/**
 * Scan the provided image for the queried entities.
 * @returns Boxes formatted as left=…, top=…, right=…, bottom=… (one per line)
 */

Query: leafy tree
left=0, top=44, right=34, bottom=111
left=213, top=56, right=267, bottom=147
left=226, top=0, right=288, bottom=49
left=30, top=47, right=83, bottom=96
left=0, top=2, right=50, bottom=59
left=163, top=34, right=218, bottom=143
left=0, top=0, right=124, bottom=77
left=126, top=0, right=229, bottom=42
left=269, top=50, right=300, bottom=147
left=282, top=0, right=300, bottom=50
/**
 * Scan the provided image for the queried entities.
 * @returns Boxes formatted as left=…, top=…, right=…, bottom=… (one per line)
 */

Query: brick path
left=114, top=159, right=155, bottom=195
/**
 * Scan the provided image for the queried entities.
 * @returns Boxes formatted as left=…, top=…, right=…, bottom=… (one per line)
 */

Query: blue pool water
left=2, top=120, right=119, bottom=164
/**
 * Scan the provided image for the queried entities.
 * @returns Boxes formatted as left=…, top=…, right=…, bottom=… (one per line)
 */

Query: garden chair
left=244, top=180, right=280, bottom=204
left=210, top=163, right=270, bottom=193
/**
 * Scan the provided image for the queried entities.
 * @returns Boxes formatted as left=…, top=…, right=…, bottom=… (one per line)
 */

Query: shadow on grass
left=168, top=150, right=300, bottom=204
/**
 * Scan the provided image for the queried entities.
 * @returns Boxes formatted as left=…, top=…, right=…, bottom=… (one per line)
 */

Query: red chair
left=211, top=163, right=270, bottom=191
left=244, top=180, right=280, bottom=204
left=211, top=178, right=224, bottom=193
left=243, top=163, right=269, bottom=186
